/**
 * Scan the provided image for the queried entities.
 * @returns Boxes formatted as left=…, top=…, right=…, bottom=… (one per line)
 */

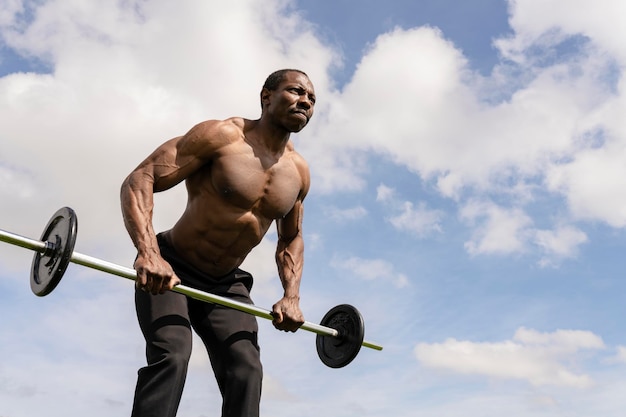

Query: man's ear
left=260, top=88, right=272, bottom=108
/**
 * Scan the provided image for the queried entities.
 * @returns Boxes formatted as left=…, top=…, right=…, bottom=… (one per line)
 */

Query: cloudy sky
left=1, top=0, right=626, bottom=416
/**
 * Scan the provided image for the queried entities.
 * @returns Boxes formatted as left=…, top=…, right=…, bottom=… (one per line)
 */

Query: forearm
left=120, top=173, right=159, bottom=255
left=275, top=234, right=304, bottom=299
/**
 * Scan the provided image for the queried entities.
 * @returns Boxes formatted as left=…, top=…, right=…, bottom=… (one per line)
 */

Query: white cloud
left=388, top=201, right=443, bottom=236
left=460, top=200, right=533, bottom=255
left=323, top=205, right=368, bottom=221
left=610, top=346, right=626, bottom=364
left=310, top=24, right=595, bottom=194
left=0, top=163, right=37, bottom=199
left=498, top=0, right=626, bottom=63
left=295, top=0, right=626, bottom=247
left=376, top=183, right=395, bottom=202
left=376, top=183, right=443, bottom=237
left=514, top=327, right=604, bottom=350
left=459, top=200, right=589, bottom=264
left=0, top=0, right=337, bottom=242
left=534, top=224, right=588, bottom=266
left=415, top=327, right=605, bottom=388
left=546, top=142, right=626, bottom=227
left=331, top=255, right=409, bottom=288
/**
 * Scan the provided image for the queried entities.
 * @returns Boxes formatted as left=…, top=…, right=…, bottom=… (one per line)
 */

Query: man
left=120, top=69, right=316, bottom=417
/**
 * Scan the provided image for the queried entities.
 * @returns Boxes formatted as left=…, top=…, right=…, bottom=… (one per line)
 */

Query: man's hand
left=271, top=296, right=305, bottom=332
left=134, top=253, right=181, bottom=295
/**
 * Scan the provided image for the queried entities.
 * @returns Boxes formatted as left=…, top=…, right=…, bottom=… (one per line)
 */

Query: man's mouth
left=291, top=110, right=309, bottom=122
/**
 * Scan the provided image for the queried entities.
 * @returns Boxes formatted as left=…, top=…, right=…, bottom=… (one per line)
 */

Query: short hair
left=261, top=69, right=308, bottom=109
left=263, top=69, right=308, bottom=91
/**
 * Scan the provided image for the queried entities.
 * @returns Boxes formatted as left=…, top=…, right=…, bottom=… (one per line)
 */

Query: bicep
left=135, top=122, right=222, bottom=192
left=150, top=137, right=204, bottom=192
left=277, top=199, right=304, bottom=243
left=277, top=156, right=310, bottom=242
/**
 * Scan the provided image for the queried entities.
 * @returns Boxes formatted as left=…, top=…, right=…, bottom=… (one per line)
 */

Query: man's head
left=260, top=69, right=316, bottom=132
left=262, top=69, right=309, bottom=96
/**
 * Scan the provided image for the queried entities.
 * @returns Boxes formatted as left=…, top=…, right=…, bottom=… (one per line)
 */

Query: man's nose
left=298, top=96, right=312, bottom=109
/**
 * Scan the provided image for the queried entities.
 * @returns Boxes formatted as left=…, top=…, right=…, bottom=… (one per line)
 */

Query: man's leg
left=189, top=291, right=263, bottom=417
left=132, top=289, right=193, bottom=417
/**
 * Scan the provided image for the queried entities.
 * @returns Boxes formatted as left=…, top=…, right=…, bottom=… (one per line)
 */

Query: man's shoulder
left=185, top=117, right=250, bottom=149
left=285, top=141, right=307, bottom=165
left=194, top=117, right=246, bottom=136
left=284, top=143, right=310, bottom=189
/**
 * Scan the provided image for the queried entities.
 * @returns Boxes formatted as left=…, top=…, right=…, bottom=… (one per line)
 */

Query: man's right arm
left=120, top=120, right=230, bottom=294
left=120, top=137, right=183, bottom=294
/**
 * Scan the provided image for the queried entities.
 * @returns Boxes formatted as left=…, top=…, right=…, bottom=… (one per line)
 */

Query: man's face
left=262, top=71, right=316, bottom=132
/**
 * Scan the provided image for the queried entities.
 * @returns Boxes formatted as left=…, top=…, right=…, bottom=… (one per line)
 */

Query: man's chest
left=193, top=151, right=302, bottom=218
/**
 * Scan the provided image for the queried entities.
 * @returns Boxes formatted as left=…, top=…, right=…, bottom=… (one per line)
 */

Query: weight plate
left=30, top=207, right=77, bottom=296
left=316, top=304, right=365, bottom=368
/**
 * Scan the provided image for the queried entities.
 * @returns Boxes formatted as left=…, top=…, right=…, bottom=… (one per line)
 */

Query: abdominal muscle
left=166, top=196, right=274, bottom=277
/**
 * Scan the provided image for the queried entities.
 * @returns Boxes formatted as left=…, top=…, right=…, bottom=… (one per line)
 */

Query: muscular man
left=120, top=69, right=316, bottom=417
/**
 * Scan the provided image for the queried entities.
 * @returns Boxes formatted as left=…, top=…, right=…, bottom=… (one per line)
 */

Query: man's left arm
left=272, top=198, right=306, bottom=332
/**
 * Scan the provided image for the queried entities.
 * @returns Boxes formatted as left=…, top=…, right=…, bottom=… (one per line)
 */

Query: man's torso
left=168, top=118, right=304, bottom=276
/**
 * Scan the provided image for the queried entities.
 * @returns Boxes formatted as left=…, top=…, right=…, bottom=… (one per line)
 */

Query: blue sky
left=2, top=1, right=626, bottom=416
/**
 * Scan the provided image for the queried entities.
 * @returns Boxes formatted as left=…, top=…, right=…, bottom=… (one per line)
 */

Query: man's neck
left=248, top=118, right=291, bottom=155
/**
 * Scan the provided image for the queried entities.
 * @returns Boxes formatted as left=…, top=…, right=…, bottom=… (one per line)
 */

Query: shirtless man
left=120, top=69, right=315, bottom=417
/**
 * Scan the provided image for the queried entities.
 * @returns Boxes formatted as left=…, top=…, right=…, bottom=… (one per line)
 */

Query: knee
left=231, top=361, right=263, bottom=389
left=147, top=329, right=193, bottom=371
left=229, top=343, right=263, bottom=384
left=142, top=341, right=192, bottom=383
left=164, top=344, right=192, bottom=369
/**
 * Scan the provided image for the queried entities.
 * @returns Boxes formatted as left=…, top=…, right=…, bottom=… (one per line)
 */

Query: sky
left=1, top=0, right=626, bottom=416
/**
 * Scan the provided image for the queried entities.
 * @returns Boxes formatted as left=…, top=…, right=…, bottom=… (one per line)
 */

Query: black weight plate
left=316, top=304, right=365, bottom=368
left=30, top=207, right=77, bottom=296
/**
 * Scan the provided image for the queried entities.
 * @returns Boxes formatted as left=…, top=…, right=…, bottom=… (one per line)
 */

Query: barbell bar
left=0, top=207, right=382, bottom=368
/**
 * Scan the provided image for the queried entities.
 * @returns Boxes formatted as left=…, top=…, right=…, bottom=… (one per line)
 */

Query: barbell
left=0, top=207, right=382, bottom=368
